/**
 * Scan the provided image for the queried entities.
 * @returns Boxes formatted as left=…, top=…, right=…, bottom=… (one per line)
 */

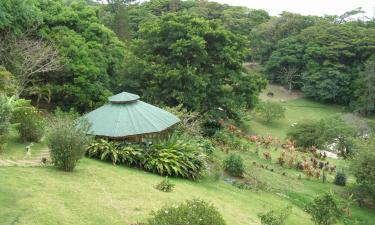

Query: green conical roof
left=82, top=92, right=180, bottom=138
left=108, top=92, right=140, bottom=103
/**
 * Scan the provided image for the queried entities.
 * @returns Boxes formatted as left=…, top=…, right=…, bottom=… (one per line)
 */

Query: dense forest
left=0, top=0, right=374, bottom=117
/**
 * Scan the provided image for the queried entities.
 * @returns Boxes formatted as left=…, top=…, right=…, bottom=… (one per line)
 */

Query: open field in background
left=249, top=84, right=348, bottom=138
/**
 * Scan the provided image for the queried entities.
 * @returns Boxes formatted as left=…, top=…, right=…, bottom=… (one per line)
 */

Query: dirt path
left=0, top=148, right=49, bottom=167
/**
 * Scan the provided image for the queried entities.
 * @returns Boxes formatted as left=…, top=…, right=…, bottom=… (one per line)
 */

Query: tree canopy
left=120, top=12, right=266, bottom=117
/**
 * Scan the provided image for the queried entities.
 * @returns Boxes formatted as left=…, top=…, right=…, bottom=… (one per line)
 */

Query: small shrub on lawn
left=334, top=170, right=347, bottom=186
left=155, top=177, right=175, bottom=192
left=223, top=154, right=245, bottom=177
left=258, top=206, right=292, bottom=225
left=148, top=199, right=226, bottom=225
left=305, top=192, right=343, bottom=225
left=47, top=113, right=91, bottom=172
left=254, top=101, right=285, bottom=123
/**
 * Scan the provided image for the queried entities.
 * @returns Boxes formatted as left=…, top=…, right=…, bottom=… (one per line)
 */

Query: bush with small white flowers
left=148, top=199, right=226, bottom=225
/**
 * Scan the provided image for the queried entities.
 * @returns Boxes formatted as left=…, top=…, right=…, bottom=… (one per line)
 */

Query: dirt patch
left=260, top=84, right=303, bottom=102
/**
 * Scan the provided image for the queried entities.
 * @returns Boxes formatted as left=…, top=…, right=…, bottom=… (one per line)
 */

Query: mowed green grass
left=1, top=85, right=374, bottom=225
left=1, top=158, right=315, bottom=225
left=249, top=85, right=347, bottom=138
left=0, top=126, right=46, bottom=160
left=1, top=157, right=375, bottom=225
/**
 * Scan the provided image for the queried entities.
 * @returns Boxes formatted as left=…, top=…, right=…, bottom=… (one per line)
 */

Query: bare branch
left=0, top=32, right=63, bottom=97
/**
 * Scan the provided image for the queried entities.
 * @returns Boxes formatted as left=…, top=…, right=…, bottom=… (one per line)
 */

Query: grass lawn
left=1, top=158, right=374, bottom=225
left=1, top=85, right=374, bottom=225
left=0, top=126, right=46, bottom=160
left=0, top=158, right=310, bottom=225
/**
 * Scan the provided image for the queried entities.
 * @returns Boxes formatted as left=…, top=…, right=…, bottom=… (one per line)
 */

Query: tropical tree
left=121, top=12, right=266, bottom=118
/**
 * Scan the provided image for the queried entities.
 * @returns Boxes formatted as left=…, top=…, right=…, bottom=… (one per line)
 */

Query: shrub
left=148, top=199, right=226, bottom=225
left=164, top=104, right=203, bottom=136
left=87, top=139, right=121, bottom=164
left=223, top=154, right=245, bottom=177
left=155, top=177, right=175, bottom=192
left=255, top=101, right=285, bottom=123
left=145, top=140, right=207, bottom=180
left=351, top=136, right=375, bottom=199
left=47, top=113, right=91, bottom=172
left=87, top=138, right=207, bottom=180
left=0, top=95, right=12, bottom=151
left=305, top=192, right=343, bottom=225
left=199, top=139, right=215, bottom=155
left=287, top=120, right=324, bottom=148
left=258, top=206, right=292, bottom=225
left=12, top=99, right=44, bottom=142
left=203, top=119, right=222, bottom=137
left=334, top=170, right=347, bottom=186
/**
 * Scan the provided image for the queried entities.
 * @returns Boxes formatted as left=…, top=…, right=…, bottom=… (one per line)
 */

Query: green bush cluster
left=147, top=199, right=226, bottom=225
left=351, top=136, right=375, bottom=199
left=12, top=99, right=44, bottom=142
left=334, top=171, right=347, bottom=186
left=287, top=120, right=324, bottom=148
left=255, top=101, right=286, bottom=123
left=258, top=206, right=292, bottom=225
left=155, top=177, right=175, bottom=192
left=305, top=192, right=343, bottom=225
left=223, top=154, right=245, bottom=177
left=87, top=139, right=207, bottom=180
left=0, top=95, right=12, bottom=151
left=214, top=130, right=251, bottom=151
left=47, top=113, right=91, bottom=172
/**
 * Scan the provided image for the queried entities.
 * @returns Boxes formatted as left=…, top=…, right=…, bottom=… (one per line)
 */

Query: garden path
left=0, top=148, right=49, bottom=167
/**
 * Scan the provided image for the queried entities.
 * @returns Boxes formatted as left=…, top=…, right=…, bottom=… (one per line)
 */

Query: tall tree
left=121, top=12, right=266, bottom=118
left=352, top=56, right=375, bottom=115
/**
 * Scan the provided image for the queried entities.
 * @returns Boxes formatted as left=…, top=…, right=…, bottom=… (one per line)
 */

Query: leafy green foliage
left=334, top=170, right=347, bottom=186
left=11, top=98, right=44, bottom=142
left=36, top=0, right=125, bottom=112
left=121, top=12, right=266, bottom=119
left=258, top=206, right=292, bottom=225
left=0, top=0, right=42, bottom=34
left=255, top=101, right=285, bottom=123
left=264, top=23, right=375, bottom=109
left=202, top=119, right=223, bottom=137
left=305, top=192, right=343, bottom=225
left=251, top=12, right=319, bottom=62
left=148, top=199, right=226, bottom=225
left=47, top=112, right=92, bottom=172
left=351, top=136, right=375, bottom=199
left=287, top=121, right=324, bottom=148
left=16, top=107, right=44, bottom=142
left=0, top=66, right=13, bottom=94
left=223, top=154, right=245, bottom=177
left=0, top=95, right=12, bottom=150
left=287, top=115, right=357, bottom=153
left=155, top=177, right=175, bottom=192
left=87, top=138, right=207, bottom=180
left=320, top=115, right=357, bottom=158
left=144, top=140, right=207, bottom=180
left=351, top=56, right=375, bottom=115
